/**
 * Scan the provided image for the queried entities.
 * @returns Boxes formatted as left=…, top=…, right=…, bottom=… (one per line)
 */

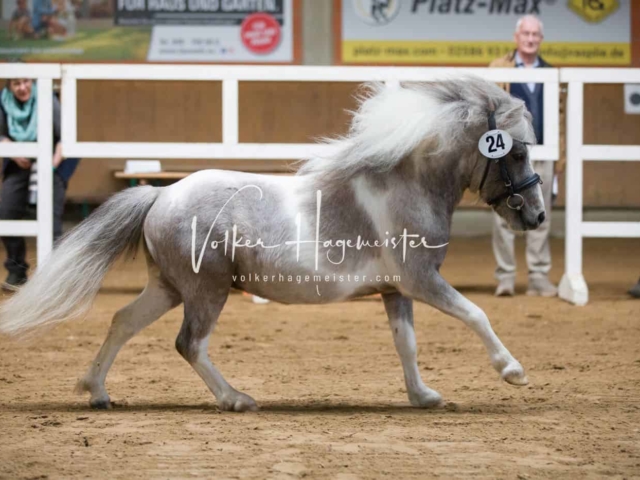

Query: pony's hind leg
left=176, top=292, right=258, bottom=412
left=382, top=292, right=442, bottom=408
left=76, top=266, right=181, bottom=409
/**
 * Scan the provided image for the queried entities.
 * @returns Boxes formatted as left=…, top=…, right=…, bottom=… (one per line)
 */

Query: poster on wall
left=336, top=0, right=633, bottom=66
left=0, top=0, right=299, bottom=62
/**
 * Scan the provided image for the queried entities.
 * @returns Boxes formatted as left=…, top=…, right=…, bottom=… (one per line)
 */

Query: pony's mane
left=296, top=76, right=536, bottom=182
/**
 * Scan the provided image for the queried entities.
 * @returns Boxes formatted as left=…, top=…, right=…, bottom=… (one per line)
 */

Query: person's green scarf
left=1, top=85, right=37, bottom=142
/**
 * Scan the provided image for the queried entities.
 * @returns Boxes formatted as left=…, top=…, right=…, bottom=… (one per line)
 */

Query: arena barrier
left=0, top=63, right=59, bottom=265
left=60, top=65, right=560, bottom=161
left=2, top=64, right=561, bottom=264
left=559, top=68, right=640, bottom=307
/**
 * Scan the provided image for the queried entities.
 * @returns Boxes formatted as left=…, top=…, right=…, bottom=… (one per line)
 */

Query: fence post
left=222, top=79, right=239, bottom=145
left=36, top=78, right=54, bottom=267
left=61, top=66, right=77, bottom=150
left=559, top=81, right=588, bottom=306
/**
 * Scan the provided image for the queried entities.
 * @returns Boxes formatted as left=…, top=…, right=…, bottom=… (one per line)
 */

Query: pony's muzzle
left=524, top=210, right=546, bottom=230
left=537, top=211, right=546, bottom=225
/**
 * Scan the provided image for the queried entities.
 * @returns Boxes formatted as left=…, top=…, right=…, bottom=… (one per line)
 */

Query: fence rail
left=60, top=64, right=560, bottom=162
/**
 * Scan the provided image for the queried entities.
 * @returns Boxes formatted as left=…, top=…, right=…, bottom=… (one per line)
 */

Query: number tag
left=478, top=129, right=513, bottom=159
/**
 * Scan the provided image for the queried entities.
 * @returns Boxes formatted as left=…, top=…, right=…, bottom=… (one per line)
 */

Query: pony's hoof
left=501, top=363, right=529, bottom=386
left=90, top=398, right=113, bottom=410
left=219, top=392, right=259, bottom=412
left=408, top=388, right=442, bottom=408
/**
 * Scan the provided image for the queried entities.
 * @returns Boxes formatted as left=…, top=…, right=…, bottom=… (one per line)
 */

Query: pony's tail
left=0, top=186, right=160, bottom=337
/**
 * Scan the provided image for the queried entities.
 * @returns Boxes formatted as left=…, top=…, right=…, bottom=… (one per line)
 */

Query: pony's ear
left=496, top=102, right=534, bottom=143
left=500, top=102, right=526, bottom=126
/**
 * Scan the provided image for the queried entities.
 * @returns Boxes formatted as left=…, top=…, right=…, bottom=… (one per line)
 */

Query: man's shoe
left=495, top=278, right=515, bottom=297
left=527, top=276, right=558, bottom=297
left=2, top=271, right=27, bottom=292
left=628, top=278, right=640, bottom=299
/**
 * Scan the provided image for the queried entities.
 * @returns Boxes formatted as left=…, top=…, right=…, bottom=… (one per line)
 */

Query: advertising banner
left=337, top=0, right=633, bottom=66
left=1, top=0, right=299, bottom=62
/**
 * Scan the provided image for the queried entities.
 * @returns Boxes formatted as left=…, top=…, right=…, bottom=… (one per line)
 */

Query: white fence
left=0, top=64, right=567, bottom=277
left=558, top=68, right=640, bottom=307
left=0, top=63, right=59, bottom=266
left=60, top=65, right=560, bottom=162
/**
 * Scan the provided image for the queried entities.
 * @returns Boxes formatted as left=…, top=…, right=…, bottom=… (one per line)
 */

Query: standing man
left=489, top=15, right=558, bottom=297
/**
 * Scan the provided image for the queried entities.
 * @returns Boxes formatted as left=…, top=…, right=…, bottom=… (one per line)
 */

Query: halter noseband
left=477, top=111, right=542, bottom=211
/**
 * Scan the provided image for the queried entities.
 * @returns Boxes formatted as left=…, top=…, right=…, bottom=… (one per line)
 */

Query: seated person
left=32, top=0, right=66, bottom=39
left=0, top=78, right=80, bottom=290
left=8, top=0, right=36, bottom=40
left=51, top=0, right=76, bottom=39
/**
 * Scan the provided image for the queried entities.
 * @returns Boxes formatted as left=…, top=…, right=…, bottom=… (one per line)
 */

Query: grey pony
left=0, top=77, right=545, bottom=411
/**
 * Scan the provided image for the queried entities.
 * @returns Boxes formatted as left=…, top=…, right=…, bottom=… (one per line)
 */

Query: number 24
left=486, top=133, right=506, bottom=153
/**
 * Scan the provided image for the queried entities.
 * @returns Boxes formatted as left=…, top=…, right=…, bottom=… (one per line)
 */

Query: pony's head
left=297, top=76, right=546, bottom=232
left=476, top=132, right=546, bottom=231
left=423, top=76, right=546, bottom=231
left=470, top=97, right=545, bottom=232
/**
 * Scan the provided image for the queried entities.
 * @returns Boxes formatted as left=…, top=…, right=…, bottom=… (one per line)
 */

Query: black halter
left=478, top=111, right=542, bottom=210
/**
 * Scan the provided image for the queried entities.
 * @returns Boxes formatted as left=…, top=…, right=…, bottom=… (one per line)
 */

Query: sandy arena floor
left=0, top=237, right=639, bottom=479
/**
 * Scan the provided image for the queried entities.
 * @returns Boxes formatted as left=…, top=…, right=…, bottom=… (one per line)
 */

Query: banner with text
left=0, top=0, right=297, bottom=62
left=338, top=0, right=631, bottom=66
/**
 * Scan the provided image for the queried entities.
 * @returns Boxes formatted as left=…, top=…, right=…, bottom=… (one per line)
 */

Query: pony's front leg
left=382, top=292, right=442, bottom=408
left=414, top=272, right=528, bottom=386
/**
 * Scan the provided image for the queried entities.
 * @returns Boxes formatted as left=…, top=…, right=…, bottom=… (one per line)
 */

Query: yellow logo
left=568, top=0, right=619, bottom=23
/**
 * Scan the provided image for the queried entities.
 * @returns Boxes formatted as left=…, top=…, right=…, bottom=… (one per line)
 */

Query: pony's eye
left=512, top=151, right=526, bottom=162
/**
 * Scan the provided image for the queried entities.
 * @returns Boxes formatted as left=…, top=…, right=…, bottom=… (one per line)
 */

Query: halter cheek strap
left=478, top=111, right=497, bottom=193
left=488, top=110, right=497, bottom=131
